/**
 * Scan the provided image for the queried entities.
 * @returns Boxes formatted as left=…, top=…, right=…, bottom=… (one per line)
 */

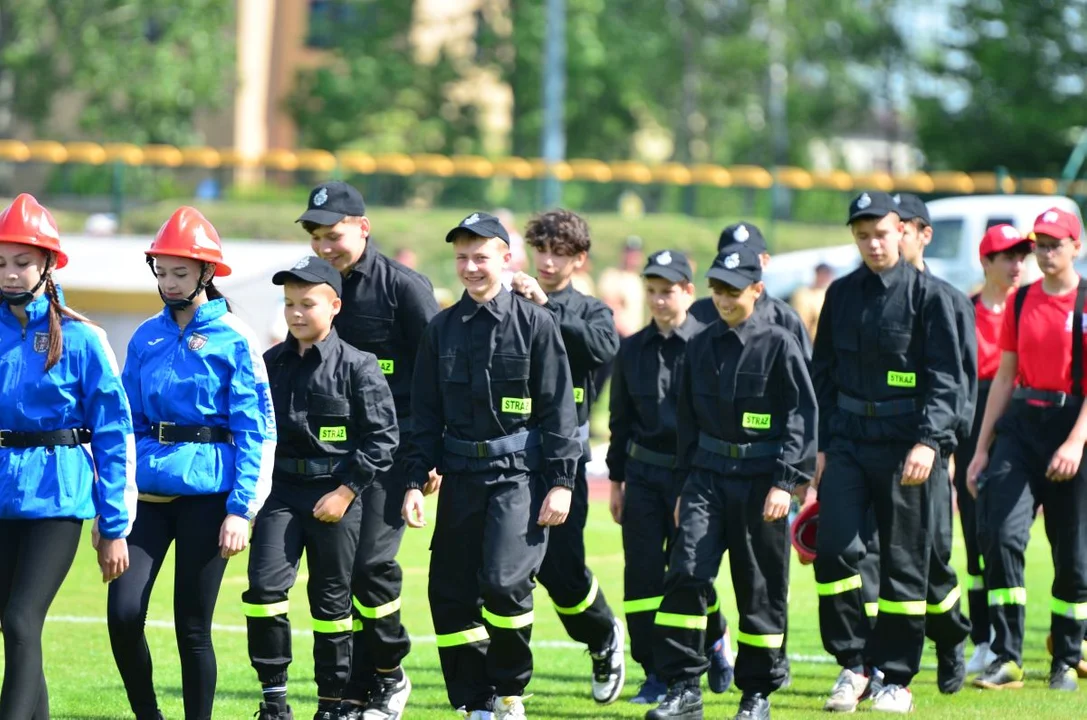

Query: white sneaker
left=871, top=684, right=914, bottom=713
left=459, top=711, right=494, bottom=720
left=590, top=617, right=626, bottom=704
left=493, top=695, right=527, bottom=720
left=824, top=668, right=869, bottom=712
left=966, top=642, right=998, bottom=675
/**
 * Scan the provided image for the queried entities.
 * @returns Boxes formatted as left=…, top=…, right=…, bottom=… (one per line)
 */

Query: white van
left=762, top=194, right=1084, bottom=298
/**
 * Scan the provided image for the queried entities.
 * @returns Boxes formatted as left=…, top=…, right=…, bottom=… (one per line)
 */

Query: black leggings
left=0, top=517, right=83, bottom=720
left=108, top=494, right=229, bottom=720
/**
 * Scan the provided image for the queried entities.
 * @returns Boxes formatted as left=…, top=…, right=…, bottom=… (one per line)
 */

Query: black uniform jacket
left=409, top=288, right=581, bottom=489
left=543, top=283, right=620, bottom=427
left=333, top=242, right=440, bottom=421
left=606, top=313, right=706, bottom=482
left=811, top=259, right=965, bottom=453
left=676, top=312, right=817, bottom=492
left=690, top=292, right=812, bottom=361
left=264, top=328, right=399, bottom=494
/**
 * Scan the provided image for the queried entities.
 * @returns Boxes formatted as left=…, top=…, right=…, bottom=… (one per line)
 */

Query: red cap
left=979, top=224, right=1031, bottom=260
left=790, top=500, right=819, bottom=565
left=1032, top=207, right=1081, bottom=244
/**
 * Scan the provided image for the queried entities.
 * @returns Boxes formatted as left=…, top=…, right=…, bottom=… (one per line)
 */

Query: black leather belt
left=275, top=457, right=347, bottom=476
left=1013, top=387, right=1082, bottom=408
left=837, top=393, right=919, bottom=418
left=978, top=379, right=993, bottom=393
left=0, top=428, right=90, bottom=448
left=627, top=440, right=677, bottom=469
left=444, top=430, right=541, bottom=458
left=151, top=422, right=233, bottom=445
left=697, top=433, right=781, bottom=460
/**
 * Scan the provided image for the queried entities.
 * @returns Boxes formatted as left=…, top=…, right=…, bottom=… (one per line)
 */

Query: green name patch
left=573, top=387, right=585, bottom=403
left=319, top=426, right=347, bottom=442
left=378, top=359, right=395, bottom=375
left=887, top=371, right=916, bottom=388
left=502, top=397, right=533, bottom=414
left=741, top=412, right=772, bottom=430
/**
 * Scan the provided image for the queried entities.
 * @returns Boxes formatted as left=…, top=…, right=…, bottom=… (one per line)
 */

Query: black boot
left=645, top=680, right=703, bottom=720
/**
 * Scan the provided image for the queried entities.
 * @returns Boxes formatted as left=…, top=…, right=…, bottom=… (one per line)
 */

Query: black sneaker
left=1049, top=662, right=1079, bottom=692
left=937, top=641, right=966, bottom=694
left=312, top=708, right=341, bottom=720
left=590, top=618, right=626, bottom=704
left=363, top=671, right=412, bottom=719
left=733, top=692, right=770, bottom=720
left=339, top=703, right=364, bottom=720
left=255, top=703, right=294, bottom=720
left=646, top=681, right=703, bottom=720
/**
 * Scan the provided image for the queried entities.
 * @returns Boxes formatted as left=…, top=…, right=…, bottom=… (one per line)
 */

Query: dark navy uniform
left=409, top=215, right=580, bottom=713
left=245, top=261, right=399, bottom=704
left=606, top=251, right=727, bottom=684
left=812, top=196, right=964, bottom=691
left=533, top=282, right=622, bottom=650
left=650, top=244, right=816, bottom=718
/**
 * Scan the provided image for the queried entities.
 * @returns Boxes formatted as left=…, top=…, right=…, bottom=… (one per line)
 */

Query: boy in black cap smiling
left=811, top=191, right=964, bottom=713
left=689, top=222, right=810, bottom=360
left=608, top=249, right=732, bottom=705
left=403, top=212, right=580, bottom=719
left=647, top=243, right=816, bottom=720
left=246, top=256, right=400, bottom=720
left=297, top=181, right=440, bottom=719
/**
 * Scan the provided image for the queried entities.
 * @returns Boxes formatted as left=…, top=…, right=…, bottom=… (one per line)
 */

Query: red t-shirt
left=975, top=294, right=1007, bottom=381
left=1000, top=281, right=1087, bottom=393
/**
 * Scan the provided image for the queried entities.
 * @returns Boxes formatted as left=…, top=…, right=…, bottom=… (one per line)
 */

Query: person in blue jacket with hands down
left=0, top=193, right=137, bottom=720
left=106, top=207, right=277, bottom=720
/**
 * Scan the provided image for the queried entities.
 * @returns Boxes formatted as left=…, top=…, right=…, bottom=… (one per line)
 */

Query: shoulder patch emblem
left=188, top=332, right=209, bottom=351
left=33, top=331, right=49, bottom=353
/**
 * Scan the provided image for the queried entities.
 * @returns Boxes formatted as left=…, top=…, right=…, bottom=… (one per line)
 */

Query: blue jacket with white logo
left=0, top=291, right=137, bottom=539
left=123, top=299, right=277, bottom=519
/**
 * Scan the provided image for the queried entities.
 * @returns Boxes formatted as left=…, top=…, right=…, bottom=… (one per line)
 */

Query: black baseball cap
left=296, top=181, right=367, bottom=226
left=445, top=211, right=510, bottom=244
left=642, top=249, right=692, bottom=283
left=847, top=191, right=899, bottom=224
left=707, top=242, right=763, bottom=289
left=718, top=222, right=767, bottom=254
left=894, top=193, right=931, bottom=225
left=272, top=256, right=343, bottom=297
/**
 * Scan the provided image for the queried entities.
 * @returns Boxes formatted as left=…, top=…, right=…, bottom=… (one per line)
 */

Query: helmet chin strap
left=146, top=256, right=212, bottom=310
left=2, top=256, right=53, bottom=306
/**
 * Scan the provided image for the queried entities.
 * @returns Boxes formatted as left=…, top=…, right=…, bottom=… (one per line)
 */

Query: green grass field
left=4, top=497, right=1086, bottom=719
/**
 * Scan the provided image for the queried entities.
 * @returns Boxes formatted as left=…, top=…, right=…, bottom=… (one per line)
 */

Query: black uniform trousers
left=622, top=458, right=727, bottom=675
left=653, top=469, right=789, bottom=696
left=977, top=402, right=1087, bottom=668
left=815, top=439, right=936, bottom=686
left=953, top=383, right=992, bottom=645
left=429, top=469, right=548, bottom=712
left=244, top=481, right=362, bottom=698
left=536, top=457, right=615, bottom=652
left=344, top=458, right=411, bottom=701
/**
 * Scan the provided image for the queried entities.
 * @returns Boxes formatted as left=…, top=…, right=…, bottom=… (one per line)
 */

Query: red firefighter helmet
left=145, top=206, right=231, bottom=276
left=791, top=500, right=819, bottom=565
left=0, top=193, right=68, bottom=269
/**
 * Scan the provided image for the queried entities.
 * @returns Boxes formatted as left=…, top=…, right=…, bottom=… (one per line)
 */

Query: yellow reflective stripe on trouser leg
left=707, top=596, right=721, bottom=614
left=353, top=595, right=403, bottom=620
left=624, top=596, right=663, bottom=614
left=928, top=586, right=962, bottom=615
left=1051, top=597, right=1087, bottom=620
left=988, top=587, right=1027, bottom=606
left=655, top=612, right=708, bottom=630
left=312, top=617, right=353, bottom=633
left=482, top=607, right=534, bottom=629
left=864, top=602, right=879, bottom=618
left=968, top=574, right=985, bottom=591
left=353, top=618, right=363, bottom=632
left=243, top=600, right=289, bottom=618
left=877, top=598, right=926, bottom=615
left=553, top=575, right=599, bottom=615
left=816, top=575, right=863, bottom=596
left=736, top=631, right=784, bottom=649
left=436, top=625, right=490, bottom=648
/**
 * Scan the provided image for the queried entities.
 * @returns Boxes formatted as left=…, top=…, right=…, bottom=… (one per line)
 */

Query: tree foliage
left=0, top=0, right=234, bottom=144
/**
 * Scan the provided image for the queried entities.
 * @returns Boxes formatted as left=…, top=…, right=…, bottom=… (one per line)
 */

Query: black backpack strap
left=1013, top=284, right=1030, bottom=329
left=1073, top=278, right=1087, bottom=397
